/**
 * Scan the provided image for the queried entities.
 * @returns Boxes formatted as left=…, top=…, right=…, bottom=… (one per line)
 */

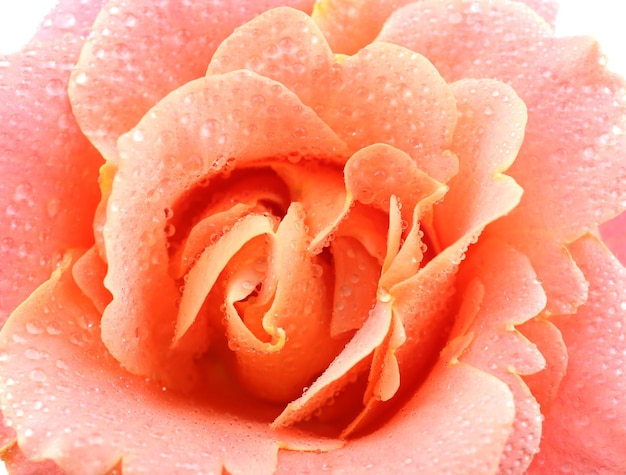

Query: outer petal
left=277, top=362, right=515, bottom=474
left=454, top=239, right=547, bottom=474
left=69, top=0, right=316, bottom=161
left=529, top=235, right=626, bottom=473
left=433, top=78, right=526, bottom=249
left=0, top=16, right=102, bottom=326
left=0, top=251, right=341, bottom=475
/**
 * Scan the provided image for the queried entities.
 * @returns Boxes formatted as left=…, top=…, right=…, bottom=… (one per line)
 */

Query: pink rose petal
left=600, top=211, right=626, bottom=266
left=309, top=0, right=558, bottom=55
left=69, top=0, right=316, bottom=161
left=529, top=235, right=626, bottom=473
left=32, top=0, right=107, bottom=44
left=0, top=39, right=102, bottom=325
left=455, top=239, right=547, bottom=474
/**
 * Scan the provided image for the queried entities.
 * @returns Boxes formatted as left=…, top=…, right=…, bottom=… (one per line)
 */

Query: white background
left=0, top=1, right=625, bottom=474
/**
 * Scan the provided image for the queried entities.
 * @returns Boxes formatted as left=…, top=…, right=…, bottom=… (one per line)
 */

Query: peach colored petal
left=379, top=0, right=626, bottom=240
left=175, top=214, right=276, bottom=344
left=207, top=7, right=334, bottom=111
left=68, top=0, right=316, bottom=161
left=335, top=203, right=388, bottom=265
left=0, top=251, right=341, bottom=475
left=277, top=362, right=515, bottom=474
left=102, top=71, right=346, bottom=378
left=529, top=235, right=626, bottom=473
left=329, top=237, right=379, bottom=336
left=518, top=317, right=568, bottom=412
left=71, top=246, right=111, bottom=315
left=344, top=143, right=446, bottom=228
left=311, top=0, right=415, bottom=55
left=434, top=79, right=526, bottom=249
left=319, top=42, right=458, bottom=182
left=353, top=77, right=528, bottom=429
left=175, top=203, right=256, bottom=278
left=378, top=0, right=552, bottom=81
left=271, top=162, right=350, bottom=252
left=600, top=210, right=626, bottom=266
left=518, top=0, right=559, bottom=28
left=271, top=300, right=392, bottom=428
left=379, top=204, right=426, bottom=291
left=0, top=39, right=101, bottom=325
left=455, top=239, right=547, bottom=473
left=501, top=238, right=588, bottom=316
left=339, top=311, right=406, bottom=438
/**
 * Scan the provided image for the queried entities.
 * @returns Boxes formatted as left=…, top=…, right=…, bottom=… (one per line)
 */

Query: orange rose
left=1, top=1, right=625, bottom=474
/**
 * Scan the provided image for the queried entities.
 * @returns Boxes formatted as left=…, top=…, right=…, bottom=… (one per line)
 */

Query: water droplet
left=312, top=264, right=324, bottom=278
left=132, top=129, right=144, bottom=142
left=29, top=369, right=47, bottom=382
left=47, top=198, right=60, bottom=218
left=164, top=224, right=176, bottom=237
left=25, top=321, right=43, bottom=335
left=358, top=188, right=375, bottom=204
left=53, top=11, right=76, bottom=29
left=74, top=71, right=87, bottom=85
left=24, top=348, right=43, bottom=360
left=378, top=289, right=392, bottom=302
left=123, top=13, right=137, bottom=27
left=46, top=322, right=62, bottom=335
left=45, top=78, right=65, bottom=96
left=113, top=43, right=130, bottom=59
left=448, top=12, right=463, bottom=24
left=241, top=280, right=255, bottom=291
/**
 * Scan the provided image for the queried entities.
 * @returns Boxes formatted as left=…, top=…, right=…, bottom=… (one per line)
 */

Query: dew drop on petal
left=29, top=368, right=47, bottom=382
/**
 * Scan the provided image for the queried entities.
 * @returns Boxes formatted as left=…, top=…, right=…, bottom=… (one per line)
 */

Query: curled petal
left=224, top=204, right=347, bottom=403
left=102, top=71, right=346, bottom=378
left=518, top=318, right=568, bottom=412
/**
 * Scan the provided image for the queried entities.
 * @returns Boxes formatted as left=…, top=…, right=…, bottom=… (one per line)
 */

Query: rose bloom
left=1, top=0, right=625, bottom=474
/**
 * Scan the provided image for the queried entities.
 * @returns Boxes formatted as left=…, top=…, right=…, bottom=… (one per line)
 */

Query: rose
left=1, top=1, right=625, bottom=474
